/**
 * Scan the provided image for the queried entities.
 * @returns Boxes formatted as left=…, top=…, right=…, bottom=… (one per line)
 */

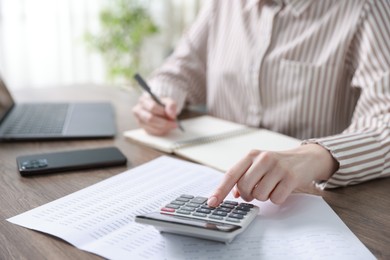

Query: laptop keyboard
left=3, top=104, right=69, bottom=135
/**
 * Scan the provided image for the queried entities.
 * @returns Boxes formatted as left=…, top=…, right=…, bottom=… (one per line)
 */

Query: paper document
left=7, top=156, right=223, bottom=260
left=165, top=195, right=375, bottom=260
left=7, top=156, right=375, bottom=260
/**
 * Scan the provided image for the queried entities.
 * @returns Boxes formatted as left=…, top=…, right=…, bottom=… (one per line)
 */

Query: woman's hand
left=207, top=144, right=338, bottom=206
left=132, top=93, right=179, bottom=136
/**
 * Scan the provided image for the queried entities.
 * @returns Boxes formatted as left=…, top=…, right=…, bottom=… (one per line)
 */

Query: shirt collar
left=244, top=0, right=315, bottom=17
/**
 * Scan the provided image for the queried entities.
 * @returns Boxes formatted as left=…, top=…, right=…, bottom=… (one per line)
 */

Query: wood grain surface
left=0, top=86, right=388, bottom=259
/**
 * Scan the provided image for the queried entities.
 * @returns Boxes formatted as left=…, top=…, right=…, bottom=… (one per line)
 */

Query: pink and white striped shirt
left=149, top=0, right=390, bottom=189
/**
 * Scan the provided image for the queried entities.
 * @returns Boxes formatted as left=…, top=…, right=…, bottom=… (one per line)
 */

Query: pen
left=134, top=73, right=185, bottom=132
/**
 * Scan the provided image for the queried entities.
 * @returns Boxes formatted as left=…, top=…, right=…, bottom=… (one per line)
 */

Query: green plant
left=85, top=0, right=158, bottom=85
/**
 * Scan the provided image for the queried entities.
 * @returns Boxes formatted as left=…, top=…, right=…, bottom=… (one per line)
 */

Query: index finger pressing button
left=209, top=157, right=254, bottom=206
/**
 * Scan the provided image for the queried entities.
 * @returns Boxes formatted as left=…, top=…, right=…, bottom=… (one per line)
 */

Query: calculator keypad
left=161, top=194, right=257, bottom=226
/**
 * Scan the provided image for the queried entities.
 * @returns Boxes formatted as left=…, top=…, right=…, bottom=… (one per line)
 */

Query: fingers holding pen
left=138, top=93, right=166, bottom=116
left=133, top=74, right=184, bottom=133
left=132, top=94, right=178, bottom=135
left=161, top=98, right=178, bottom=120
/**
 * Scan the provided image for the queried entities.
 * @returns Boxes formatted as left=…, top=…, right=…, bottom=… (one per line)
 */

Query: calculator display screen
left=137, top=212, right=241, bottom=232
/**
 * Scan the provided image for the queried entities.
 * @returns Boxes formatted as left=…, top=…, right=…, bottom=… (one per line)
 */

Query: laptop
left=0, top=76, right=116, bottom=141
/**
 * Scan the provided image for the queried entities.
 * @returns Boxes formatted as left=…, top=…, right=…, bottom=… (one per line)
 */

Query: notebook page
left=176, top=129, right=301, bottom=172
left=7, top=156, right=224, bottom=260
left=123, top=115, right=248, bottom=153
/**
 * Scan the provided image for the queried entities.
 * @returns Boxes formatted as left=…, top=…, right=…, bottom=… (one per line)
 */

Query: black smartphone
left=16, top=147, right=127, bottom=176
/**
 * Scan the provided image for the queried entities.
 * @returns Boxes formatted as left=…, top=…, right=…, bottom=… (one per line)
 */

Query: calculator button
left=228, top=213, right=244, bottom=219
left=171, top=201, right=185, bottom=206
left=176, top=210, right=191, bottom=215
left=236, top=206, right=251, bottom=211
left=232, top=209, right=247, bottom=215
left=223, top=200, right=239, bottom=206
left=161, top=207, right=175, bottom=213
left=239, top=203, right=254, bottom=208
left=216, top=207, right=232, bottom=213
left=209, top=215, right=224, bottom=220
left=193, top=212, right=207, bottom=218
left=181, top=206, right=196, bottom=212
left=180, top=194, right=195, bottom=199
left=200, top=205, right=216, bottom=210
left=176, top=197, right=190, bottom=202
left=220, top=203, right=235, bottom=209
left=165, top=204, right=180, bottom=209
left=212, top=211, right=228, bottom=217
left=226, top=218, right=241, bottom=223
left=186, top=202, right=201, bottom=207
left=196, top=208, right=211, bottom=214
left=190, top=197, right=208, bottom=204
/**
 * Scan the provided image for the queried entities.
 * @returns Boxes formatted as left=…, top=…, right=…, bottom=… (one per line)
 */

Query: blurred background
left=0, top=0, right=204, bottom=90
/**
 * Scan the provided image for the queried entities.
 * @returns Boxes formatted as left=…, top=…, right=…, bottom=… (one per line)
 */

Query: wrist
left=302, top=143, right=339, bottom=181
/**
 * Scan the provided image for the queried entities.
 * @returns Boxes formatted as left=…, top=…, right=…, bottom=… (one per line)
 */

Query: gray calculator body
left=135, top=195, right=259, bottom=243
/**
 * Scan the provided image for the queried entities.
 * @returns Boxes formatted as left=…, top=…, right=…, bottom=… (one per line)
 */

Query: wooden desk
left=0, top=86, right=389, bottom=259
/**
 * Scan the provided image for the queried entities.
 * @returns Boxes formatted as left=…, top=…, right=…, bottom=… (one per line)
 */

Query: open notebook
left=124, top=115, right=301, bottom=172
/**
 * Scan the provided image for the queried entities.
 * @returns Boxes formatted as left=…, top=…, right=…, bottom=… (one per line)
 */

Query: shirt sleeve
left=148, top=1, right=214, bottom=113
left=305, top=0, right=390, bottom=189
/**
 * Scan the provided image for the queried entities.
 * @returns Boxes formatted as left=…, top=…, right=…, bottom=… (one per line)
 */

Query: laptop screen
left=0, top=77, right=15, bottom=122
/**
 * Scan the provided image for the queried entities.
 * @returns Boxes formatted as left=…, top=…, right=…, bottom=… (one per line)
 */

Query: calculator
left=135, top=194, right=259, bottom=243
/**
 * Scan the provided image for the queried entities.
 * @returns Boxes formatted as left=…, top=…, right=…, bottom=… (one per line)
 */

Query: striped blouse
left=149, top=0, right=390, bottom=189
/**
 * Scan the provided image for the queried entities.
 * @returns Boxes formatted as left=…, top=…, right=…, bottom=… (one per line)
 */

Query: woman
left=132, top=0, right=390, bottom=206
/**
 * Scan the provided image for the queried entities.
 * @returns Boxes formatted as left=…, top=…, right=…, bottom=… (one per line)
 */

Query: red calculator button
left=161, top=207, right=175, bottom=213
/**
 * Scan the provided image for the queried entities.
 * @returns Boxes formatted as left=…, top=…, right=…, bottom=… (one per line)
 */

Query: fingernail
left=207, top=196, right=218, bottom=207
